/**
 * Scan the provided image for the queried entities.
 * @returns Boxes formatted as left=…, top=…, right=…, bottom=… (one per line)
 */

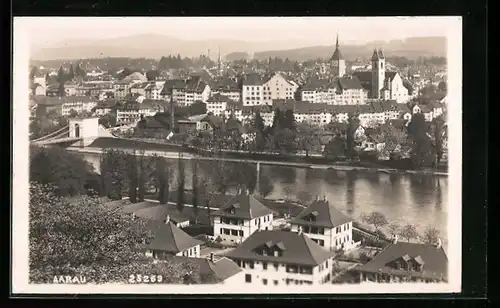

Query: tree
left=68, top=64, right=75, bottom=81
left=362, top=212, right=389, bottom=231
left=30, top=146, right=96, bottom=197
left=176, top=154, right=186, bottom=212
left=146, top=69, right=159, bottom=81
left=154, top=156, right=170, bottom=205
left=283, top=186, right=294, bottom=201
left=191, top=159, right=200, bottom=222
left=346, top=114, right=359, bottom=160
left=100, top=149, right=128, bottom=200
left=297, top=122, right=320, bottom=157
left=136, top=150, right=148, bottom=202
left=282, top=109, right=297, bottom=131
left=253, top=110, right=266, bottom=151
left=323, top=135, right=345, bottom=161
left=127, top=152, right=138, bottom=203
left=407, top=113, right=433, bottom=168
left=437, top=81, right=447, bottom=93
left=398, top=223, right=419, bottom=242
left=29, top=66, right=38, bottom=81
left=99, top=113, right=117, bottom=128
left=29, top=183, right=201, bottom=284
left=421, top=225, right=440, bottom=245
left=258, top=176, right=274, bottom=198
left=297, top=191, right=313, bottom=205
left=387, top=223, right=401, bottom=237
left=430, top=115, right=446, bottom=166
left=187, top=101, right=207, bottom=116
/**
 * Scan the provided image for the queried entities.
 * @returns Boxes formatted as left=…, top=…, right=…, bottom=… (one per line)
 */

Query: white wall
left=290, top=221, right=353, bottom=251
left=213, top=214, right=274, bottom=242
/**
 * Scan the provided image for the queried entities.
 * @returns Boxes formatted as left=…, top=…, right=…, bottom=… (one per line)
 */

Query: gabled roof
left=123, top=72, right=147, bottom=82
left=242, top=73, right=264, bottom=86
left=290, top=199, right=352, bottom=228
left=160, top=79, right=187, bottom=95
left=225, top=230, right=335, bottom=266
left=133, top=202, right=190, bottom=223
left=207, top=93, right=234, bottom=103
left=335, top=76, right=364, bottom=90
left=145, top=221, right=203, bottom=253
left=164, top=255, right=242, bottom=282
left=355, top=241, right=448, bottom=281
left=211, top=194, right=275, bottom=219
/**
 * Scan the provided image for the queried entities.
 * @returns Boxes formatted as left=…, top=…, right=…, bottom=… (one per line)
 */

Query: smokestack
left=298, top=226, right=303, bottom=235
left=210, top=252, right=215, bottom=262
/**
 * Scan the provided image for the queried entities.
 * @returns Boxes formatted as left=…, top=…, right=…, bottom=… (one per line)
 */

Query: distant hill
left=30, top=35, right=446, bottom=62
left=225, top=52, right=250, bottom=61
left=254, top=37, right=447, bottom=61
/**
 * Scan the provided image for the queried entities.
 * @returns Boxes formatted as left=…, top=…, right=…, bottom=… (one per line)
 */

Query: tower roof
left=330, top=34, right=344, bottom=61
left=371, top=49, right=380, bottom=61
left=378, top=48, right=385, bottom=59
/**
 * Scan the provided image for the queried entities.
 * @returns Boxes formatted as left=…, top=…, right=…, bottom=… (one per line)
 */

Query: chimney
left=323, top=195, right=328, bottom=202
left=298, top=226, right=303, bottom=235
left=165, top=215, right=170, bottom=224
left=210, top=252, right=215, bottom=262
left=315, top=195, right=320, bottom=201
left=393, top=234, right=398, bottom=244
left=436, top=238, right=442, bottom=249
left=246, top=189, right=250, bottom=195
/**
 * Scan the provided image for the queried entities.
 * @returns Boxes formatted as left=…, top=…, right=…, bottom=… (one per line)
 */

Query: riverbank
left=65, top=145, right=448, bottom=177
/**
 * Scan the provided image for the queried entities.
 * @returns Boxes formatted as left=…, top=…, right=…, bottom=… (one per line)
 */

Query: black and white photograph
left=12, top=16, right=462, bottom=294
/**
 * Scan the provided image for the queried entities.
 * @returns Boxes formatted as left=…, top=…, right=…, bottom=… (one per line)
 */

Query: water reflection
left=78, top=152, right=448, bottom=238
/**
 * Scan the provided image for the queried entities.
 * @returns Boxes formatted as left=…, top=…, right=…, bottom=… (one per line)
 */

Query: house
left=61, top=96, right=99, bottom=116
left=206, top=93, right=234, bottom=117
left=133, top=202, right=191, bottom=228
left=143, top=218, right=204, bottom=259
left=31, top=83, right=46, bottom=96
left=130, top=82, right=150, bottom=97
left=116, top=100, right=165, bottom=126
left=212, top=193, right=275, bottom=242
left=355, top=237, right=448, bottom=283
left=183, top=75, right=211, bottom=106
left=261, top=72, right=299, bottom=106
left=32, top=96, right=64, bottom=117
left=211, top=78, right=241, bottom=102
left=300, top=76, right=367, bottom=105
left=412, top=104, right=434, bottom=122
left=290, top=196, right=355, bottom=252
left=225, top=229, right=336, bottom=285
left=123, top=72, right=148, bottom=83
left=242, top=73, right=265, bottom=106
left=144, top=82, right=164, bottom=100
left=113, top=80, right=133, bottom=99
left=159, top=79, right=187, bottom=101
left=164, top=254, right=244, bottom=284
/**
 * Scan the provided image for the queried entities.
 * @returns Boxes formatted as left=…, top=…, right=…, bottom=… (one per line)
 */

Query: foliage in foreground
left=29, top=182, right=201, bottom=284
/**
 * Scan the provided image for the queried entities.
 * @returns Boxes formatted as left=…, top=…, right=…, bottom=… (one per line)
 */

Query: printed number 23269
left=129, top=274, right=163, bottom=283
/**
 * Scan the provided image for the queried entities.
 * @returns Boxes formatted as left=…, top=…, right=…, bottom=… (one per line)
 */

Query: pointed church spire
left=336, top=32, right=339, bottom=49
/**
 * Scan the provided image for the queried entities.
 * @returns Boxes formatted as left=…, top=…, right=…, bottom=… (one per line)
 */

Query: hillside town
left=28, top=34, right=449, bottom=286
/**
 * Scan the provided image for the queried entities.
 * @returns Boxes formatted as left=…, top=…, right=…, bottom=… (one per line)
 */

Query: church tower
left=371, top=48, right=385, bottom=99
left=330, top=34, right=346, bottom=78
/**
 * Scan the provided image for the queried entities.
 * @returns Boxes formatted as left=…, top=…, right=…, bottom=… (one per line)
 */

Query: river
left=76, top=151, right=448, bottom=241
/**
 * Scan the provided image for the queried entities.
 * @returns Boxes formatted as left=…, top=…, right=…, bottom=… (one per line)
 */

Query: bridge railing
left=31, top=125, right=70, bottom=142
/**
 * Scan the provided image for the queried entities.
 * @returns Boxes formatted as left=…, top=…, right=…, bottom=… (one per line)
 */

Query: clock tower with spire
left=330, top=33, right=346, bottom=78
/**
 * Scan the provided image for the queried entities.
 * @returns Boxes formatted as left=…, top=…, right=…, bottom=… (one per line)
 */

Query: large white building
left=290, top=197, right=355, bottom=252
left=61, top=96, right=98, bottom=116
left=212, top=193, right=275, bottom=243
left=352, top=49, right=411, bottom=104
left=242, top=73, right=298, bottom=107
left=300, top=76, right=368, bottom=105
left=206, top=93, right=235, bottom=117
left=116, top=100, right=165, bottom=126
left=225, top=230, right=336, bottom=285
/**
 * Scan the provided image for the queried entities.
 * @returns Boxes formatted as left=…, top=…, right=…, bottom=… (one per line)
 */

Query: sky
left=16, top=16, right=460, bottom=49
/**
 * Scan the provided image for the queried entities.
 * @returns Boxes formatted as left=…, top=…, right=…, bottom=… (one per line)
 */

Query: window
left=273, top=280, right=278, bottom=286
left=262, top=262, right=268, bottom=270
left=262, top=279, right=268, bottom=285
left=274, top=263, right=279, bottom=271
left=249, top=261, right=255, bottom=269
left=245, top=274, right=252, bottom=283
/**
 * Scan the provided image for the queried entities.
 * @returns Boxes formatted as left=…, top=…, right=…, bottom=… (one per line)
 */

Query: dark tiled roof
left=146, top=221, right=204, bottom=253
left=186, top=76, right=209, bottom=93
left=301, top=78, right=331, bottom=91
left=133, top=203, right=190, bottom=223
left=207, top=93, right=234, bottom=103
left=225, top=230, right=335, bottom=266
left=160, top=79, right=187, bottom=95
left=164, top=256, right=242, bottom=282
left=290, top=199, right=352, bottom=228
left=351, top=71, right=373, bottom=91
left=336, top=76, right=364, bottom=90
left=355, top=241, right=448, bottom=280
left=211, top=194, right=275, bottom=219
left=385, top=71, right=397, bottom=82
left=371, top=49, right=379, bottom=61
left=242, top=73, right=264, bottom=86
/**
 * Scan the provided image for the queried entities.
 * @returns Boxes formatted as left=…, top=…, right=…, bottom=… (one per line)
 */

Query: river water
left=76, top=151, right=448, bottom=240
